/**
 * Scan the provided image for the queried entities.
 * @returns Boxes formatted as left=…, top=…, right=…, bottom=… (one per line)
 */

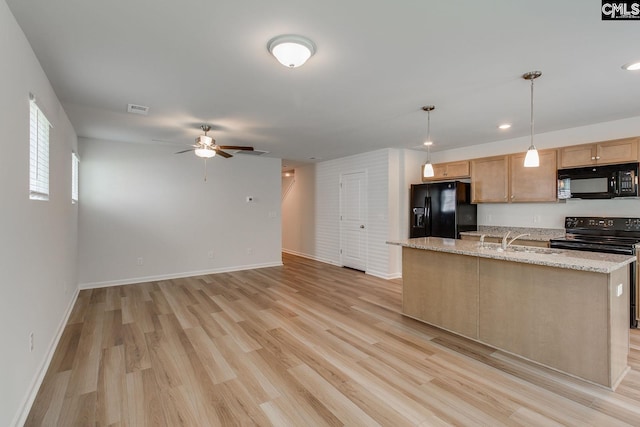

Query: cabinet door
left=559, top=144, right=596, bottom=168
left=445, top=160, right=470, bottom=178
left=596, top=137, right=639, bottom=165
left=471, top=156, right=509, bottom=203
left=424, top=164, right=447, bottom=181
left=510, top=149, right=558, bottom=202
left=423, top=161, right=470, bottom=182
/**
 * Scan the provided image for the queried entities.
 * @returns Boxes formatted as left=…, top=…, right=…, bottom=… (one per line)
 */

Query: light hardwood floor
left=26, top=253, right=640, bottom=426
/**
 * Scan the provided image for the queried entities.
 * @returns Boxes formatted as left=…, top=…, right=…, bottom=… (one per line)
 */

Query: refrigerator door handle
left=425, top=196, right=432, bottom=236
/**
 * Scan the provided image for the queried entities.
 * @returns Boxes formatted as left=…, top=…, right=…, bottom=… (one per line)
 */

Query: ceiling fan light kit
left=195, top=147, right=216, bottom=158
left=198, top=134, right=213, bottom=146
left=267, top=34, right=316, bottom=68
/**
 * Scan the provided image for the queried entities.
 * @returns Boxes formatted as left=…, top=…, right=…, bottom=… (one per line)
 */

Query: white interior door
left=340, top=171, right=367, bottom=271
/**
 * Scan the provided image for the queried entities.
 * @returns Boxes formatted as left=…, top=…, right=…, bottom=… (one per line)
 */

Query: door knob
left=360, top=225, right=365, bottom=229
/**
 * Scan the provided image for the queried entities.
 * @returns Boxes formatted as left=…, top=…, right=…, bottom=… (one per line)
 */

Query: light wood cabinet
left=422, top=160, right=470, bottom=182
left=471, top=150, right=558, bottom=203
left=471, top=156, right=509, bottom=203
left=401, top=245, right=630, bottom=389
left=509, top=149, right=557, bottom=202
left=559, top=137, right=639, bottom=168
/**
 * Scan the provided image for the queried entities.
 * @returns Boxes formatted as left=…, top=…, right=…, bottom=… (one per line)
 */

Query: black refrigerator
left=409, top=181, right=477, bottom=239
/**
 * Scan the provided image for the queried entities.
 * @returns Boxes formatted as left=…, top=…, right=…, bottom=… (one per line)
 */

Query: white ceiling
left=7, top=0, right=640, bottom=167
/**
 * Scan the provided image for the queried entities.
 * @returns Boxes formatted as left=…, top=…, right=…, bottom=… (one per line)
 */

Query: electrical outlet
left=617, top=283, right=623, bottom=297
left=246, top=248, right=253, bottom=255
left=29, top=332, right=34, bottom=352
left=533, top=215, right=541, bottom=224
left=136, top=257, right=144, bottom=266
left=207, top=250, right=214, bottom=259
left=268, top=211, right=277, bottom=218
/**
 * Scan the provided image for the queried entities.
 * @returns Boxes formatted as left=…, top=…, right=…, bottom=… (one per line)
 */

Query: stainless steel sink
left=505, top=245, right=562, bottom=255
left=478, top=243, right=562, bottom=255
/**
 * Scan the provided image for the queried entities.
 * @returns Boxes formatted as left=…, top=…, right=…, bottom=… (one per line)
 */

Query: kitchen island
left=388, top=237, right=636, bottom=390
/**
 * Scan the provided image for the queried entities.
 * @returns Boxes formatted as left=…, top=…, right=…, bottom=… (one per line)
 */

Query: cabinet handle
left=591, top=156, right=596, bottom=160
left=511, top=195, right=515, bottom=199
left=596, top=156, right=600, bottom=160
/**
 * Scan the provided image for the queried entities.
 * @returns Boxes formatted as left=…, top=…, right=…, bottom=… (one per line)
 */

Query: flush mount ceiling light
left=523, top=71, right=542, bottom=168
left=622, top=61, right=640, bottom=71
left=267, top=34, right=316, bottom=68
left=422, top=105, right=435, bottom=178
left=498, top=123, right=512, bottom=130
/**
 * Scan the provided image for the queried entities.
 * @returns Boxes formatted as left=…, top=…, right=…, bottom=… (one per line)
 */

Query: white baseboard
left=282, top=248, right=342, bottom=267
left=282, top=249, right=401, bottom=280
left=367, top=270, right=402, bottom=280
left=12, top=287, right=80, bottom=427
left=79, top=261, right=283, bottom=289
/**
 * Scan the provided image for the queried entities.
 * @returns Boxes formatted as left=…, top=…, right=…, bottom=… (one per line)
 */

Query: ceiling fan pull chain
left=204, top=158, right=208, bottom=182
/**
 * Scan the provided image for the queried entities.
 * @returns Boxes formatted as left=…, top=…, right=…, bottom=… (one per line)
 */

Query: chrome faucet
left=479, top=234, right=486, bottom=248
left=502, top=232, right=531, bottom=250
left=501, top=231, right=511, bottom=250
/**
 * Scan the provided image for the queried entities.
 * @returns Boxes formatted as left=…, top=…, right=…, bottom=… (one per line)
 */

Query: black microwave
left=557, top=162, right=639, bottom=199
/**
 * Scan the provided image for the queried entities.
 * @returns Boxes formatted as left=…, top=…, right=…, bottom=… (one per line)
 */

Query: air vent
left=234, top=150, right=269, bottom=156
left=127, top=104, right=149, bottom=115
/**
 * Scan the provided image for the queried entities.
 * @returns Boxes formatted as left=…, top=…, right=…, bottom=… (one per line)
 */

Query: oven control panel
left=565, top=216, right=640, bottom=231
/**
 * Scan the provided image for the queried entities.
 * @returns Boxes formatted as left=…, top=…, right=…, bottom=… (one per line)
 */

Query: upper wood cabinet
left=558, top=137, right=639, bottom=168
left=471, top=156, right=509, bottom=203
left=422, top=160, right=470, bottom=182
left=509, top=149, right=558, bottom=202
left=471, top=150, right=558, bottom=203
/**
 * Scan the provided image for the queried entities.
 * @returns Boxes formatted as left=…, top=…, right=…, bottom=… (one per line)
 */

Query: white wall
left=77, top=138, right=282, bottom=287
left=282, top=148, right=403, bottom=279
left=281, top=164, right=317, bottom=258
left=414, top=116, right=640, bottom=228
left=0, top=2, right=79, bottom=425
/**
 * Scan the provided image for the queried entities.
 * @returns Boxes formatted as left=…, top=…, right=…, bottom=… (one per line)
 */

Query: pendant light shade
left=268, top=35, right=316, bottom=68
left=524, top=146, right=539, bottom=167
left=523, top=71, right=542, bottom=168
left=422, top=106, right=435, bottom=178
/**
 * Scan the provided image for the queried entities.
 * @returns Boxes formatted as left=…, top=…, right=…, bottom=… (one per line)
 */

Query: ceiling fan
left=175, top=125, right=254, bottom=158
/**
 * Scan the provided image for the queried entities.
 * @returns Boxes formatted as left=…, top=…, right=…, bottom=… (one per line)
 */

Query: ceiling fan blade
left=218, top=146, right=254, bottom=151
left=175, top=149, right=194, bottom=154
left=215, top=149, right=233, bottom=158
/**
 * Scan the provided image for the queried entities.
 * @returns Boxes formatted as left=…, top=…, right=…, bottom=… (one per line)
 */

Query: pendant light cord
left=530, top=77, right=535, bottom=149
left=426, top=110, right=431, bottom=162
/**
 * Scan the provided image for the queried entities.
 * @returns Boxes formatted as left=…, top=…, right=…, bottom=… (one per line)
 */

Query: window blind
left=29, top=99, right=51, bottom=200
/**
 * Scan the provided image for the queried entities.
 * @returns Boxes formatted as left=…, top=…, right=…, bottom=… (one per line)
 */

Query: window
left=29, top=98, right=51, bottom=200
left=71, top=152, right=79, bottom=203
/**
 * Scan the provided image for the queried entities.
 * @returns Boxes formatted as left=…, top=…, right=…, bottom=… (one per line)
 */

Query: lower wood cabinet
left=402, top=248, right=478, bottom=339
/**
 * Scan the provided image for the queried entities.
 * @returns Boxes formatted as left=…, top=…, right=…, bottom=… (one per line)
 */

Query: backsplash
left=478, top=198, right=640, bottom=229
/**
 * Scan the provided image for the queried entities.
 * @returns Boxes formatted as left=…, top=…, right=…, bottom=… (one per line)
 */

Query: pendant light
left=523, top=71, right=542, bottom=167
left=422, top=105, right=435, bottom=178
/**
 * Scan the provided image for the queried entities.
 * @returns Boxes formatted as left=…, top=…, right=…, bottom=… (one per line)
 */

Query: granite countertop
left=388, top=237, right=635, bottom=273
left=459, top=226, right=565, bottom=242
